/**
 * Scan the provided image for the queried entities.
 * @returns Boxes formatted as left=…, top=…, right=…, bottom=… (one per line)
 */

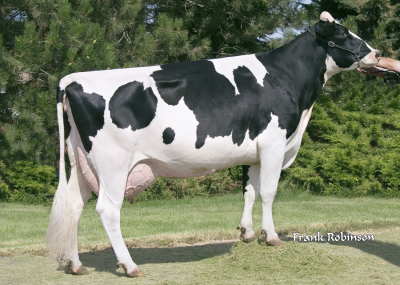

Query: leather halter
left=307, top=28, right=365, bottom=68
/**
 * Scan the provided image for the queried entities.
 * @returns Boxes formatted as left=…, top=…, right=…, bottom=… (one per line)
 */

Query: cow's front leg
left=258, top=116, right=286, bottom=246
left=238, top=164, right=260, bottom=242
left=96, top=179, right=145, bottom=278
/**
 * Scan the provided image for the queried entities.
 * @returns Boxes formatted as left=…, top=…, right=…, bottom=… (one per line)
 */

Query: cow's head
left=314, top=12, right=380, bottom=74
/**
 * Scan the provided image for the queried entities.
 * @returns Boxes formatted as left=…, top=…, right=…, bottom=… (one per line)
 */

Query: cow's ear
left=315, top=21, right=336, bottom=38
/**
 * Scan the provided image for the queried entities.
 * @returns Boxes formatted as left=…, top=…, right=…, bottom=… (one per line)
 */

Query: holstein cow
left=48, top=12, right=381, bottom=277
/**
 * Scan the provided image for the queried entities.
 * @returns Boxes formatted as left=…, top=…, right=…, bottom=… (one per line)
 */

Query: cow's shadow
left=327, top=236, right=400, bottom=267
left=280, top=232, right=400, bottom=267
left=77, top=241, right=235, bottom=276
left=72, top=233, right=400, bottom=276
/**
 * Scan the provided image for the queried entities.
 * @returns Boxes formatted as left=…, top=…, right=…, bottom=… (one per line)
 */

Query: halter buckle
left=328, top=41, right=335, bottom=47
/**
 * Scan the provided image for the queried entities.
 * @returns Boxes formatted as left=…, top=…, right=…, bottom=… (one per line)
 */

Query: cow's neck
left=256, top=29, right=332, bottom=110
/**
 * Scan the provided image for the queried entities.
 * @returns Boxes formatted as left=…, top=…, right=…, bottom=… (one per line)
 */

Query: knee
left=260, top=190, right=277, bottom=203
left=96, top=202, right=107, bottom=216
left=96, top=202, right=120, bottom=224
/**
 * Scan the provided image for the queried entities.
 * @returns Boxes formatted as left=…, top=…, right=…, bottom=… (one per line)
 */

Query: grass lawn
left=1, top=191, right=399, bottom=254
left=1, top=192, right=400, bottom=284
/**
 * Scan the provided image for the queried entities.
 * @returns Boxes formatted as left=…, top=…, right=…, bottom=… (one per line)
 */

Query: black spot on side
left=65, top=82, right=106, bottom=152
left=162, top=127, right=175, bottom=144
left=109, top=81, right=157, bottom=131
left=242, top=165, right=250, bottom=194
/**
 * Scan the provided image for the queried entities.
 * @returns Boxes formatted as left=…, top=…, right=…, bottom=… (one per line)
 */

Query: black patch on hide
left=109, top=81, right=158, bottom=131
left=152, top=52, right=318, bottom=149
left=162, top=127, right=175, bottom=144
left=65, top=82, right=106, bottom=152
left=242, top=165, right=250, bottom=194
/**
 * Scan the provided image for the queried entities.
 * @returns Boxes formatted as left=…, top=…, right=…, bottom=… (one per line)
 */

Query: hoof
left=69, top=265, right=89, bottom=275
left=242, top=234, right=257, bottom=243
left=238, top=226, right=257, bottom=243
left=260, top=230, right=284, bottom=246
left=266, top=238, right=285, bottom=246
left=118, top=263, right=145, bottom=278
left=126, top=268, right=146, bottom=278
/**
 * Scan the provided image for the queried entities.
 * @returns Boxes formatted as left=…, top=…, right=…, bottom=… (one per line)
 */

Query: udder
left=76, top=146, right=157, bottom=201
left=125, top=163, right=157, bottom=200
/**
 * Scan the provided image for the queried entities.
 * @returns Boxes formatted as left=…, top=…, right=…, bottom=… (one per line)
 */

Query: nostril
left=375, top=51, right=381, bottom=59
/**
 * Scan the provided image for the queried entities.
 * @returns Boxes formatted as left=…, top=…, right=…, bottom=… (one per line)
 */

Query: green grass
left=2, top=228, right=400, bottom=284
left=1, top=193, right=400, bottom=284
left=1, top=191, right=399, bottom=255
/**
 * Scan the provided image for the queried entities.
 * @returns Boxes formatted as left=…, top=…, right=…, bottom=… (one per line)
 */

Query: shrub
left=135, top=167, right=242, bottom=201
left=0, top=181, right=11, bottom=201
left=0, top=160, right=58, bottom=203
left=281, top=73, right=400, bottom=198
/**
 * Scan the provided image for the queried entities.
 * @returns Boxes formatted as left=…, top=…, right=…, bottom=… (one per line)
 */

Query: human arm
left=356, top=57, right=400, bottom=83
left=376, top=57, right=400, bottom=73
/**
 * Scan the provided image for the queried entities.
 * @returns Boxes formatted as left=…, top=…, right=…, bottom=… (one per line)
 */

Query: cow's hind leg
left=238, top=165, right=260, bottom=243
left=66, top=142, right=92, bottom=274
left=96, top=176, right=145, bottom=278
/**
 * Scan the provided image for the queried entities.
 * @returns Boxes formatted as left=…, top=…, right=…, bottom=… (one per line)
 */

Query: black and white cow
left=47, top=12, right=381, bottom=277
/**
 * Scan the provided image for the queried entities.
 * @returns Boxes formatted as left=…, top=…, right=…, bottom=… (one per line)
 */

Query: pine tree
left=147, top=0, right=307, bottom=56
left=0, top=0, right=30, bottom=50
left=0, top=0, right=308, bottom=201
left=1, top=0, right=116, bottom=164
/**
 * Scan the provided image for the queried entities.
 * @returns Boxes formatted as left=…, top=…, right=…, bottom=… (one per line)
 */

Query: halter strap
left=307, top=28, right=365, bottom=67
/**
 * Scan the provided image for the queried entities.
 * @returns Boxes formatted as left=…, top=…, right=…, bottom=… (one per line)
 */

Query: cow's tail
left=47, top=88, right=76, bottom=264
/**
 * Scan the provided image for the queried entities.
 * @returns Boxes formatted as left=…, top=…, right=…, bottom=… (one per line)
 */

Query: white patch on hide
left=323, top=55, right=349, bottom=85
left=349, top=31, right=362, bottom=40
left=208, top=54, right=268, bottom=95
left=112, top=82, right=261, bottom=177
left=257, top=114, right=287, bottom=151
left=128, top=92, right=259, bottom=176
left=282, top=106, right=314, bottom=169
left=59, top=66, right=162, bottom=99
